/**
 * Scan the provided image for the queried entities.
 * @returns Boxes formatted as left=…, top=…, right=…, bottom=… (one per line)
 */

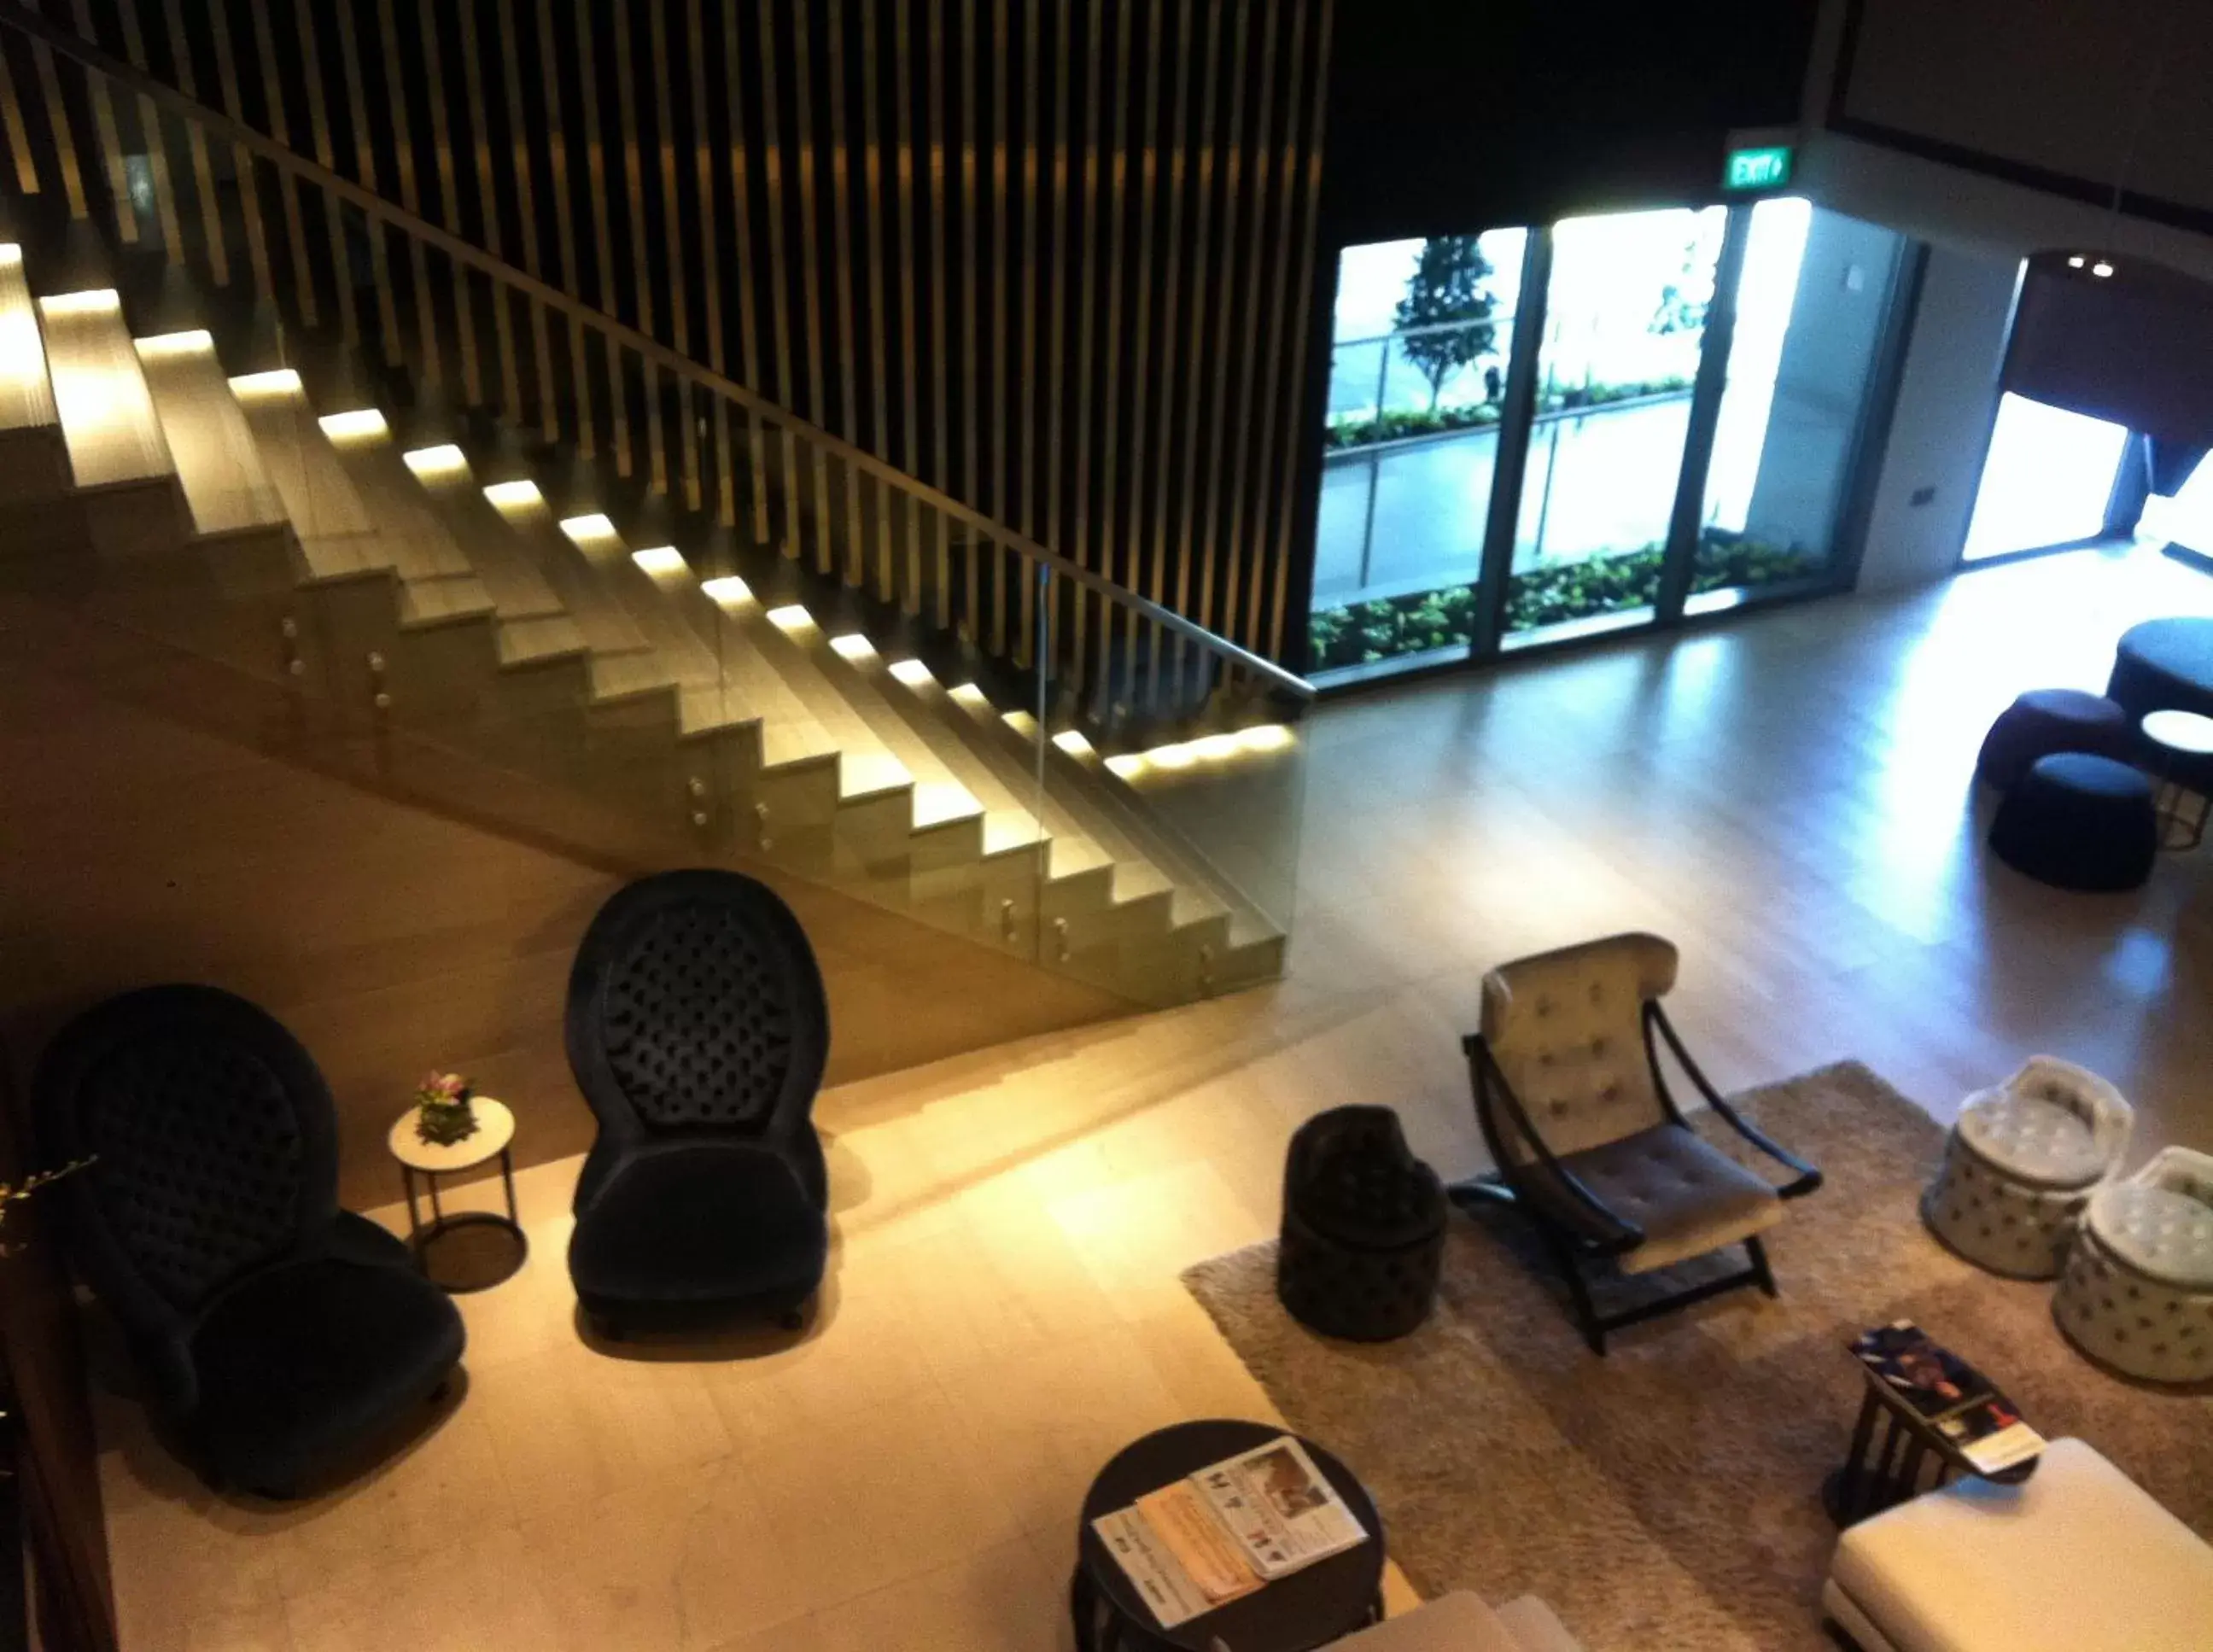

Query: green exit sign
left=1724, top=145, right=1794, bottom=192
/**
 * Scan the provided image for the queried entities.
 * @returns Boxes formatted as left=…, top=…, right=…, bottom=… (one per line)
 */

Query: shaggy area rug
left=1182, top=1062, right=2213, bottom=1652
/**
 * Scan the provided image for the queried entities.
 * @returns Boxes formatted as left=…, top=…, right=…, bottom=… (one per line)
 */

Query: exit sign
left=1724, top=145, right=1794, bottom=192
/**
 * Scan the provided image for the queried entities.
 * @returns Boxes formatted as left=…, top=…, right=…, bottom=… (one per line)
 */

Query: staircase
left=0, top=25, right=1311, bottom=1013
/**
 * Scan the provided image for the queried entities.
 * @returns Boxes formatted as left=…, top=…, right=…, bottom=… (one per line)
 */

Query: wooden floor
left=95, top=546, right=2213, bottom=1652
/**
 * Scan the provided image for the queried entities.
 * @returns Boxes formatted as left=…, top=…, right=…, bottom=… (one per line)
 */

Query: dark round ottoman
left=1988, top=752, right=2158, bottom=892
left=2107, top=616, right=2213, bottom=723
left=1276, top=1106, right=1445, bottom=1342
left=1975, top=688, right=2131, bottom=790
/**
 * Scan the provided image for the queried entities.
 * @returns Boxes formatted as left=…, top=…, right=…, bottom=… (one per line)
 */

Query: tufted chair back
left=1480, top=932, right=1678, bottom=1159
left=33, top=986, right=339, bottom=1339
left=2000, top=1056, right=2133, bottom=1166
left=566, top=870, right=829, bottom=1144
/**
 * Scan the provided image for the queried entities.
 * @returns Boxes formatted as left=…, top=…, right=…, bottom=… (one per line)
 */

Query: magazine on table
left=1090, top=1436, right=1370, bottom=1628
left=1850, top=1320, right=2045, bottom=1474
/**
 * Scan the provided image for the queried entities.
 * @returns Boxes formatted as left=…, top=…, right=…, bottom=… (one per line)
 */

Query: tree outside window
left=1393, top=236, right=1497, bottom=412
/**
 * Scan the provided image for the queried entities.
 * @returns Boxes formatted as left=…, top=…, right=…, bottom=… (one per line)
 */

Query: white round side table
left=386, top=1096, right=527, bottom=1292
left=2140, top=709, right=2213, bottom=849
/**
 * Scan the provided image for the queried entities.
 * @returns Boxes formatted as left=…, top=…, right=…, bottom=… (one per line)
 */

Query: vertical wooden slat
left=755, top=1, right=802, bottom=556
left=688, top=0, right=734, bottom=526
left=418, top=0, right=488, bottom=410
left=67, top=0, right=136, bottom=242
left=790, top=0, right=833, bottom=574
left=206, top=6, right=273, bottom=297
left=893, top=0, right=924, bottom=608
left=247, top=0, right=318, bottom=324
left=0, top=32, right=41, bottom=195
left=721, top=0, right=772, bottom=546
left=1247, top=0, right=1317, bottom=650
left=289, top=0, right=354, bottom=337
left=1192, top=0, right=1252, bottom=653
left=534, top=0, right=593, bottom=456
left=860, top=0, right=896, bottom=598
left=1093, top=0, right=1137, bottom=703
left=1013, top=0, right=1042, bottom=664
left=925, top=0, right=950, bottom=622
left=1217, top=0, right=1283, bottom=653
left=1040, top=0, right=1071, bottom=660
left=826, top=0, right=864, bottom=584
left=1170, top=0, right=1226, bottom=664
left=648, top=0, right=698, bottom=507
left=575, top=0, right=631, bottom=474
left=374, top=0, right=441, bottom=388
left=957, top=0, right=978, bottom=635
left=334, top=0, right=403, bottom=359
left=987, top=0, right=1008, bottom=654
left=156, top=0, right=225, bottom=273
left=612, top=0, right=666, bottom=493
left=24, top=0, right=85, bottom=219
left=489, top=0, right=557, bottom=440
left=1265, top=0, right=1335, bottom=661
left=1119, top=0, right=1167, bottom=694
left=1067, top=0, right=1105, bottom=688
left=1144, top=0, right=1198, bottom=702
left=28, top=0, right=86, bottom=219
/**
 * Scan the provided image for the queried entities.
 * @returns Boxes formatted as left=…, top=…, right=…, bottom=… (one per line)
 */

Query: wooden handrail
left=0, top=1, right=1314, bottom=701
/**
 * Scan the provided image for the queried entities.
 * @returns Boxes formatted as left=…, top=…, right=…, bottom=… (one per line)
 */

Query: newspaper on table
left=1850, top=1319, right=2045, bottom=1475
left=1090, top=1436, right=1369, bottom=1628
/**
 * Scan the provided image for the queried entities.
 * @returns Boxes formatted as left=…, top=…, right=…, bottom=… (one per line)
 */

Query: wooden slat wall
left=8, top=0, right=1333, bottom=664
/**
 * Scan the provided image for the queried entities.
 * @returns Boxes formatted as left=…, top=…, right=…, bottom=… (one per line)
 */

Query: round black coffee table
left=1072, top=1419, right=1385, bottom=1652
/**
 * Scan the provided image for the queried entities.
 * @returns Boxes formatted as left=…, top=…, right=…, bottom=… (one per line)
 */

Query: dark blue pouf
left=1276, top=1106, right=1446, bottom=1342
left=1988, top=752, right=2158, bottom=892
left=2108, top=616, right=2213, bottom=723
left=1976, top=688, right=2131, bottom=791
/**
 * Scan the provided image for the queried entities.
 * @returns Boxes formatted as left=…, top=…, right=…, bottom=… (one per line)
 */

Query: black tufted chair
left=1276, top=1107, right=1447, bottom=1341
left=32, top=986, right=465, bottom=1497
left=564, top=869, right=831, bottom=1336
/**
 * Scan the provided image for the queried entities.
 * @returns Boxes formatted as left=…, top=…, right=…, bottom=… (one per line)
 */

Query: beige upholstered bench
left=1326, top=1590, right=1583, bottom=1652
left=1824, top=1437, right=2213, bottom=1651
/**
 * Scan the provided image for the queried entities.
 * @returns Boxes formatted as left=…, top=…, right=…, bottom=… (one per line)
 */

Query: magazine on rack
left=1090, top=1436, right=1370, bottom=1629
left=1850, top=1320, right=2045, bottom=1474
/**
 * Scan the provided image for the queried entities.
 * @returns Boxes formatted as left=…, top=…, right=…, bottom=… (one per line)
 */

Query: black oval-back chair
left=564, top=869, right=831, bottom=1338
left=33, top=985, right=465, bottom=1497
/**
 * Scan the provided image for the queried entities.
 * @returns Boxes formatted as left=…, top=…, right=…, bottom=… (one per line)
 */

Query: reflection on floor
left=97, top=545, right=2213, bottom=1650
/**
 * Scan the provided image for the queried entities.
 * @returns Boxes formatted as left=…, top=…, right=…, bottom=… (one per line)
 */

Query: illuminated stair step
left=0, top=246, right=56, bottom=434
left=225, top=370, right=388, bottom=581
left=132, top=332, right=287, bottom=540
left=37, top=289, right=171, bottom=490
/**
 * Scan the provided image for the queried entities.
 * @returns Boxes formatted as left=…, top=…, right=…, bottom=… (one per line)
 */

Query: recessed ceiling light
left=2068, top=255, right=2085, bottom=269
left=2092, top=261, right=2115, bottom=278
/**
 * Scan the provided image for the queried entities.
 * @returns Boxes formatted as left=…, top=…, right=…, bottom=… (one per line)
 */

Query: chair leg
left=1539, top=1223, right=1608, bottom=1356
left=1746, top=1235, right=1779, bottom=1298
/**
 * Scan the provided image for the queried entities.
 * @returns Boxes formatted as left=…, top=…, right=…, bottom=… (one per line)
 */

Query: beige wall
left=0, top=646, right=1129, bottom=1209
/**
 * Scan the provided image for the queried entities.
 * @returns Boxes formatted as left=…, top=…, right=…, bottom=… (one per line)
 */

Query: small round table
left=386, top=1097, right=528, bottom=1293
left=1072, top=1420, right=1385, bottom=1652
left=2140, top=709, right=2213, bottom=849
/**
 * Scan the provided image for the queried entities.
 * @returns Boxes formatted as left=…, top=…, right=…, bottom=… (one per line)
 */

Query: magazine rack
left=1823, top=1347, right=2040, bottom=1527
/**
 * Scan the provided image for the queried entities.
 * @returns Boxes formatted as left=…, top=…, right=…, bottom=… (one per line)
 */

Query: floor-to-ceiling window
left=1310, top=231, right=1529, bottom=676
left=1304, top=200, right=1914, bottom=687
left=1504, top=206, right=1723, bottom=645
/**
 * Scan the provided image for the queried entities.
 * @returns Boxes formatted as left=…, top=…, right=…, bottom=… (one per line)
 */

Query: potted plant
left=413, top=1071, right=480, bottom=1148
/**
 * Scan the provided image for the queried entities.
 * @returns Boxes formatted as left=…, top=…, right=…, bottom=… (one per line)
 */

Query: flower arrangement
left=413, top=1072, right=480, bottom=1148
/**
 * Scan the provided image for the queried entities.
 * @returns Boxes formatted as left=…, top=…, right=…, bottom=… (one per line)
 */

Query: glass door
left=1503, top=206, right=1725, bottom=646
left=1691, top=200, right=1911, bottom=610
